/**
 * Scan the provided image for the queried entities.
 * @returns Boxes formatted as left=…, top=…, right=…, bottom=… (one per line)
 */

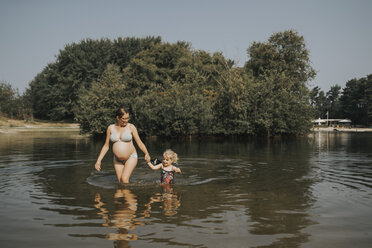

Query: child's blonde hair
left=163, top=149, right=178, bottom=163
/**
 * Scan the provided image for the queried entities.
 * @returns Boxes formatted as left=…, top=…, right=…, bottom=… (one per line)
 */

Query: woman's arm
left=131, top=124, right=151, bottom=162
left=95, top=125, right=111, bottom=171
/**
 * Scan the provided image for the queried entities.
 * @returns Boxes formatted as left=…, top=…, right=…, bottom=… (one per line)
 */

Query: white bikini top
left=110, top=125, right=132, bottom=143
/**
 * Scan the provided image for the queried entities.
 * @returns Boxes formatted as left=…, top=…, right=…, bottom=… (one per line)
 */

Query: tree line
left=1, top=30, right=370, bottom=135
left=310, top=74, right=372, bottom=126
left=0, top=81, right=32, bottom=120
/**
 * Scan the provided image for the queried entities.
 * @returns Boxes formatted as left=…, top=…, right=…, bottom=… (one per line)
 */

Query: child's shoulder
left=171, top=164, right=179, bottom=170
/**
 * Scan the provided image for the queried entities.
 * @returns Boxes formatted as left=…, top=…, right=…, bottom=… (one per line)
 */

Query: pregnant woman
left=94, top=108, right=151, bottom=183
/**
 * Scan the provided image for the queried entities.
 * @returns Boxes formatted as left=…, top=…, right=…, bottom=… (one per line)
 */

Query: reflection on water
left=0, top=130, right=372, bottom=247
left=143, top=184, right=181, bottom=217
left=310, top=132, right=372, bottom=192
left=93, top=185, right=181, bottom=246
left=94, top=189, right=140, bottom=244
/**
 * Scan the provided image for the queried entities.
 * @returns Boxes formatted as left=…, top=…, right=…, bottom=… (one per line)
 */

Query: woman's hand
left=145, top=153, right=151, bottom=163
left=95, top=161, right=101, bottom=171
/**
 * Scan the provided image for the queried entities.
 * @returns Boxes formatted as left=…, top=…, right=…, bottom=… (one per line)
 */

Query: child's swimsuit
left=161, top=165, right=175, bottom=184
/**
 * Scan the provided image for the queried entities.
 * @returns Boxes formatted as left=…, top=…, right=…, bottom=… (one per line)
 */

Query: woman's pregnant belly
left=112, top=142, right=135, bottom=160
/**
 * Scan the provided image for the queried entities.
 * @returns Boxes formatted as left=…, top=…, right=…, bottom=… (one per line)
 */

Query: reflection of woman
left=94, top=108, right=151, bottom=183
left=143, top=184, right=181, bottom=217
left=94, top=189, right=143, bottom=244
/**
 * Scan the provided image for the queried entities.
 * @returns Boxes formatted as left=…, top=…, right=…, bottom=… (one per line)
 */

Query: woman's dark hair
left=115, top=108, right=129, bottom=118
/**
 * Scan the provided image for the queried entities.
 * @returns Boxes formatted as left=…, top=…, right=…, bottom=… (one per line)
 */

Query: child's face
left=162, top=155, right=173, bottom=167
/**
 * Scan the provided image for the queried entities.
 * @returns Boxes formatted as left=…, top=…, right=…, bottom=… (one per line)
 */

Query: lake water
left=0, top=129, right=371, bottom=248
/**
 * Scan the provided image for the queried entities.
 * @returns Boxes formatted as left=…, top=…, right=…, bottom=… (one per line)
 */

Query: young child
left=147, top=149, right=181, bottom=184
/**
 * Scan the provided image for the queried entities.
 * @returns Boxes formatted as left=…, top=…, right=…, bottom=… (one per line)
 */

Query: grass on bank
left=0, top=115, right=79, bottom=128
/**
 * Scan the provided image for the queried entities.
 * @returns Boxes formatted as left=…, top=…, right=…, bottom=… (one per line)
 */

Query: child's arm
left=147, top=162, right=162, bottom=170
left=173, top=166, right=181, bottom=173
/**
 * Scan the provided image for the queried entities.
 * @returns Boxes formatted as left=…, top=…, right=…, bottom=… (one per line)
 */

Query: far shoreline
left=0, top=116, right=79, bottom=132
left=2, top=125, right=372, bottom=135
left=311, top=126, right=372, bottom=132
left=1, top=116, right=371, bottom=134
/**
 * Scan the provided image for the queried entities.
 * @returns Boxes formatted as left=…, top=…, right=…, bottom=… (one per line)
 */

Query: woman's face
left=117, top=113, right=130, bottom=126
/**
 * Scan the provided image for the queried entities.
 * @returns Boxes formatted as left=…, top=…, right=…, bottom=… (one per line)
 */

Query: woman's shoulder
left=107, top=124, right=116, bottom=132
left=105, top=124, right=115, bottom=137
left=128, top=123, right=137, bottom=130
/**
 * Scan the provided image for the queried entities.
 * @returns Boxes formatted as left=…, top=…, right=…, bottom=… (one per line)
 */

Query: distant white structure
left=312, top=118, right=352, bottom=126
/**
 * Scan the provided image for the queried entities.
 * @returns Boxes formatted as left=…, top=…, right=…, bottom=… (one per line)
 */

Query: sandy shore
left=0, top=117, right=79, bottom=132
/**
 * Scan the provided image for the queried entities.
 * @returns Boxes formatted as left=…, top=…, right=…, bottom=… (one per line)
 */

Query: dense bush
left=0, top=81, right=32, bottom=119
left=28, top=30, right=322, bottom=136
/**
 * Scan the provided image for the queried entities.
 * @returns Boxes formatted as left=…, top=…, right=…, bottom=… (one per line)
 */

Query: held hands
left=95, top=161, right=101, bottom=171
left=145, top=153, right=151, bottom=163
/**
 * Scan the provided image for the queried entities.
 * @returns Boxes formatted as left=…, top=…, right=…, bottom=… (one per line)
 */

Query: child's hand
left=147, top=161, right=162, bottom=170
left=147, top=161, right=157, bottom=170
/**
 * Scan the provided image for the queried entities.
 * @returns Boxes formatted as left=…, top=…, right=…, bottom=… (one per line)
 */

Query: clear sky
left=1, top=0, right=371, bottom=93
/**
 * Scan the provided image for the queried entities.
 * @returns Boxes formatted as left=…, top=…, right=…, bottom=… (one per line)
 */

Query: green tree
left=111, top=36, right=162, bottom=69
left=0, top=81, right=28, bottom=119
left=20, top=88, right=34, bottom=120
left=29, top=32, right=320, bottom=136
left=0, top=81, right=16, bottom=117
left=29, top=63, right=68, bottom=120
left=340, top=74, right=372, bottom=126
left=29, top=37, right=161, bottom=121
left=326, top=85, right=341, bottom=118
left=309, top=86, right=320, bottom=117
left=132, top=83, right=214, bottom=136
left=123, top=42, right=215, bottom=136
left=75, top=64, right=128, bottom=135
left=210, top=55, right=253, bottom=135
left=74, top=40, right=216, bottom=136
left=244, top=30, right=316, bottom=135
left=310, top=86, right=328, bottom=119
